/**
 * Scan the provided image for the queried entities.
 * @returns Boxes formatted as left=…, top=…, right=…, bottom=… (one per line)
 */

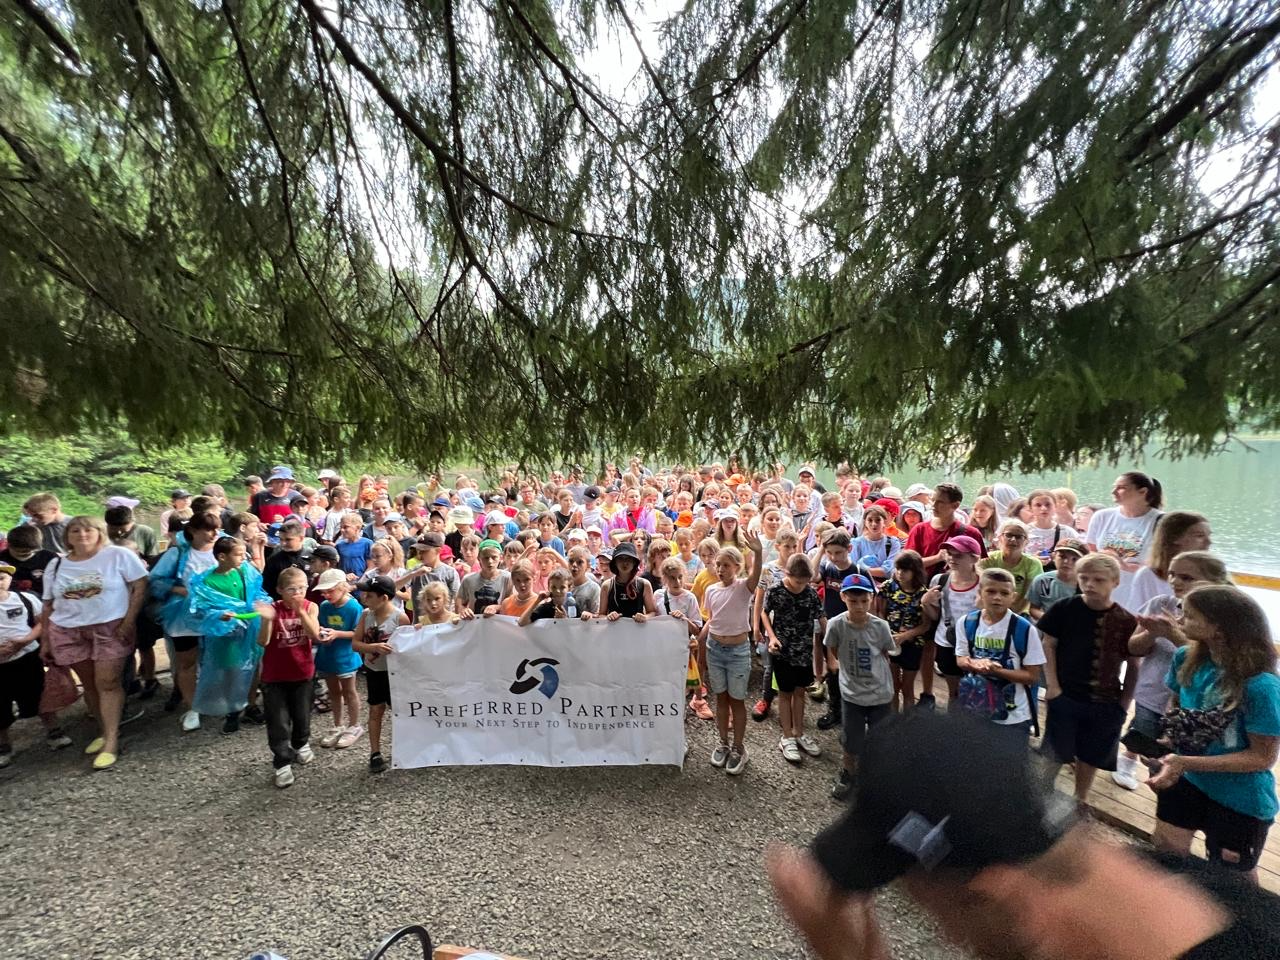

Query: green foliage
left=0, top=0, right=1277, bottom=472
left=0, top=423, right=417, bottom=523
left=0, top=424, right=247, bottom=520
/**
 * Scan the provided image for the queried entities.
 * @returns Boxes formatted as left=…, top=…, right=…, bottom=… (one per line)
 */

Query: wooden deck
left=922, top=683, right=1280, bottom=892
left=1059, top=753, right=1280, bottom=893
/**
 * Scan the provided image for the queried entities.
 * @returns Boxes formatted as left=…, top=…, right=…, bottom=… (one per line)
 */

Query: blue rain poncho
left=188, top=563, right=269, bottom=716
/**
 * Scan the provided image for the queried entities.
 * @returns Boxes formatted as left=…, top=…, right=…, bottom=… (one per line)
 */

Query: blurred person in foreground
left=769, top=710, right=1279, bottom=960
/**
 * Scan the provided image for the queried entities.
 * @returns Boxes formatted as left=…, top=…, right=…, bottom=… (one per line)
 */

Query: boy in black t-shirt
left=519, top=569, right=579, bottom=624
left=815, top=530, right=858, bottom=730
left=0, top=526, right=57, bottom=597
left=1038, top=552, right=1139, bottom=805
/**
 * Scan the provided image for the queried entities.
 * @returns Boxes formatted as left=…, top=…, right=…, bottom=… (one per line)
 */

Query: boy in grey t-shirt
left=456, top=540, right=512, bottom=615
left=823, top=574, right=898, bottom=801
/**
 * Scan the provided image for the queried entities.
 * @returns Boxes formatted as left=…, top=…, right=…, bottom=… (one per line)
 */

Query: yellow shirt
left=691, top=568, right=718, bottom=620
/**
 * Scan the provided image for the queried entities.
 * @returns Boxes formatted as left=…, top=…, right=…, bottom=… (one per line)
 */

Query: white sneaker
left=779, top=737, right=803, bottom=763
left=797, top=734, right=822, bottom=757
left=180, top=710, right=201, bottom=732
left=1111, top=753, right=1141, bottom=791
left=726, top=744, right=748, bottom=776
left=274, top=765, right=295, bottom=789
left=320, top=727, right=344, bottom=748
left=710, top=743, right=730, bottom=768
left=295, top=743, right=315, bottom=765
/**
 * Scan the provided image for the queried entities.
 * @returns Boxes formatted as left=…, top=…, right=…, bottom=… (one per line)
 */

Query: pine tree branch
left=1121, top=13, right=1280, bottom=163
left=298, top=0, right=637, bottom=247
left=9, top=0, right=82, bottom=67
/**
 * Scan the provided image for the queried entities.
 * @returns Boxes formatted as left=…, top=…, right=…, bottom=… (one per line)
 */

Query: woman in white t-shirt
left=40, top=516, right=149, bottom=770
left=1085, top=471, right=1164, bottom=612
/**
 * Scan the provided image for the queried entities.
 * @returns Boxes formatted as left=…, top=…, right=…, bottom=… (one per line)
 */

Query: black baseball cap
left=812, top=712, right=1073, bottom=891
left=363, top=575, right=397, bottom=599
left=415, top=532, right=445, bottom=549
left=310, top=545, right=340, bottom=564
left=584, top=485, right=602, bottom=501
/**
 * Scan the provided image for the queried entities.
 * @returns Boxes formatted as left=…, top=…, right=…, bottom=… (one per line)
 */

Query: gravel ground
left=1, top=684, right=973, bottom=960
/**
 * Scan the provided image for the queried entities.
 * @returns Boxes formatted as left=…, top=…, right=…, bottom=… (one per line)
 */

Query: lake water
left=818, top=439, right=1280, bottom=629
left=816, top=439, right=1280, bottom=577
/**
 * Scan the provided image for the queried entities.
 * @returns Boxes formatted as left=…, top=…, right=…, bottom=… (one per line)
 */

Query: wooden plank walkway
left=924, top=684, right=1280, bottom=892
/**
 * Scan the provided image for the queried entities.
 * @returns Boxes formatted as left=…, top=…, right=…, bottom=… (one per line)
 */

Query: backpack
left=956, top=610, right=1040, bottom=735
left=16, top=592, right=36, bottom=628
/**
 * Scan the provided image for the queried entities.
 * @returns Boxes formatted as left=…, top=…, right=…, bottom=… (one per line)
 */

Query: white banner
left=387, top=615, right=688, bottom=768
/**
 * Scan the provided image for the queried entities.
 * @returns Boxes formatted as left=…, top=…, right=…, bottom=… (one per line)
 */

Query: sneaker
left=46, top=729, right=73, bottom=750
left=797, top=734, right=822, bottom=757
left=1111, top=753, right=1141, bottom=791
left=710, top=743, right=730, bottom=768
left=915, top=693, right=937, bottom=712
left=726, top=745, right=748, bottom=776
left=120, top=706, right=145, bottom=726
left=806, top=680, right=826, bottom=702
left=369, top=752, right=388, bottom=774
left=320, top=728, right=345, bottom=748
left=831, top=769, right=855, bottom=801
left=222, top=712, right=240, bottom=734
left=336, top=724, right=364, bottom=749
left=139, top=679, right=161, bottom=700
left=0, top=744, right=11, bottom=768
left=816, top=710, right=840, bottom=731
left=295, top=743, right=315, bottom=765
left=751, top=698, right=771, bottom=721
left=242, top=703, right=266, bottom=725
left=274, top=765, right=295, bottom=789
left=691, top=696, right=714, bottom=721
left=779, top=737, right=802, bottom=763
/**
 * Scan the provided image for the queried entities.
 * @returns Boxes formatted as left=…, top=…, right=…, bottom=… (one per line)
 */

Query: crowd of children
left=4, top=462, right=1278, bottom=881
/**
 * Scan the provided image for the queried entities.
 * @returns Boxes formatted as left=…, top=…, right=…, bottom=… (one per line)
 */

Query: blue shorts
left=705, top=638, right=750, bottom=700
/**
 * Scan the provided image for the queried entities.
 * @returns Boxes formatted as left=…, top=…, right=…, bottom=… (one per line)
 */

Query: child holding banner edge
left=352, top=576, right=409, bottom=774
left=698, top=532, right=764, bottom=776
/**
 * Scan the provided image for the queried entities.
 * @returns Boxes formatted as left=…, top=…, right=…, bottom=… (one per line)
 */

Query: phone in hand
left=1121, top=728, right=1166, bottom=758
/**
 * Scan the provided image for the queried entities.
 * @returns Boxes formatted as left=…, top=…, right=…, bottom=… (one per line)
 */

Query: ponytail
left=1121, top=471, right=1163, bottom=510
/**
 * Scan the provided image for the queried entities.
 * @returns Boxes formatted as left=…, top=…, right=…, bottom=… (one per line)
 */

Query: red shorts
left=46, top=618, right=132, bottom=666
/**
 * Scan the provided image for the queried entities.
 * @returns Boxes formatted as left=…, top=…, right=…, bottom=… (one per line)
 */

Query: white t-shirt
left=704, top=578, right=753, bottom=635
left=956, top=611, right=1046, bottom=725
left=930, top=573, right=980, bottom=648
left=170, top=547, right=218, bottom=637
left=0, top=591, right=41, bottom=663
left=654, top=587, right=702, bottom=626
left=42, top=546, right=149, bottom=628
left=1126, top=566, right=1172, bottom=621
left=1086, top=507, right=1162, bottom=612
left=1025, top=522, right=1078, bottom=560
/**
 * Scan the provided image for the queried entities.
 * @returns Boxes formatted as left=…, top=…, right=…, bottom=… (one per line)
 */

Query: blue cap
left=840, top=573, right=876, bottom=594
left=268, top=465, right=294, bottom=481
left=432, top=495, right=451, bottom=507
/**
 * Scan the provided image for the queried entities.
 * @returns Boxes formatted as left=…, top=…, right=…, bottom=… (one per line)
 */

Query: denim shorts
left=705, top=638, right=751, bottom=700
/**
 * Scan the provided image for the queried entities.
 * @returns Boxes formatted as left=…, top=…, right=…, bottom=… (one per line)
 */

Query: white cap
left=318, top=469, right=338, bottom=480
left=384, top=512, right=404, bottom=524
left=585, top=525, right=603, bottom=535
left=484, top=511, right=507, bottom=527
left=315, top=569, right=346, bottom=591
left=904, top=483, right=931, bottom=499
left=566, top=529, right=587, bottom=542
